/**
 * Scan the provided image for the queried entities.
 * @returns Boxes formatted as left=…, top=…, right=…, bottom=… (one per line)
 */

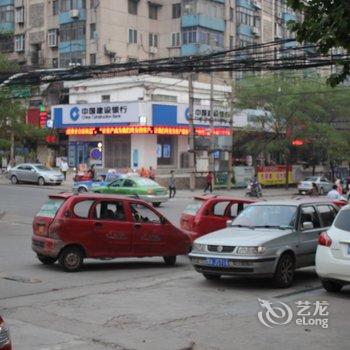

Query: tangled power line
left=1, top=39, right=349, bottom=87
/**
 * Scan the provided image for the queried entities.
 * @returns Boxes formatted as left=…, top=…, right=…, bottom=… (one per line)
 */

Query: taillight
left=319, top=232, right=332, bottom=247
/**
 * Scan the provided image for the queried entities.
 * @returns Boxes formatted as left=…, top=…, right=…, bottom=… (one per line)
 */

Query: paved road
left=0, top=184, right=349, bottom=350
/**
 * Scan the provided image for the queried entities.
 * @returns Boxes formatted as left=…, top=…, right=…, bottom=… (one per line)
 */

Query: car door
left=121, top=179, right=137, bottom=196
left=297, top=205, right=324, bottom=266
left=315, top=204, right=338, bottom=230
left=320, top=177, right=331, bottom=193
left=128, top=202, right=167, bottom=256
left=25, top=165, right=37, bottom=183
left=199, top=200, right=232, bottom=234
left=103, top=178, right=124, bottom=194
left=90, top=200, right=133, bottom=257
left=14, top=165, right=26, bottom=181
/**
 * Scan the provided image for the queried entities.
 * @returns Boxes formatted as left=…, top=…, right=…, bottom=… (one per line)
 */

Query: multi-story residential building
left=0, top=0, right=298, bottom=69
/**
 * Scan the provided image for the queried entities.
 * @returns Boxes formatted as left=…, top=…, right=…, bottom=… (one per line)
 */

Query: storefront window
left=157, top=136, right=175, bottom=166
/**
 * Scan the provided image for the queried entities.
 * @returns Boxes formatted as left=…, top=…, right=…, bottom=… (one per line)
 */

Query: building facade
left=0, top=0, right=298, bottom=68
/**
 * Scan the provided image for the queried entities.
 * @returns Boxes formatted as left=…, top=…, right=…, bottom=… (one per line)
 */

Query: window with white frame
left=14, top=34, right=25, bottom=52
left=48, top=29, right=58, bottom=47
left=171, top=32, right=180, bottom=47
left=128, top=28, right=137, bottom=44
left=15, top=6, right=24, bottom=24
left=149, top=33, right=158, bottom=48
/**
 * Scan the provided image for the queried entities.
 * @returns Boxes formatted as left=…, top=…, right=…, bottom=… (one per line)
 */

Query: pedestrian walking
left=335, top=178, right=343, bottom=195
left=60, top=158, right=69, bottom=181
left=310, top=182, right=319, bottom=196
left=204, top=171, right=214, bottom=193
left=327, top=185, right=342, bottom=200
left=149, top=166, right=156, bottom=181
left=168, top=170, right=176, bottom=198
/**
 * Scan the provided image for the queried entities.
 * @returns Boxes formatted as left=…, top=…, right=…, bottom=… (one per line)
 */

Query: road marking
left=0, top=272, right=41, bottom=284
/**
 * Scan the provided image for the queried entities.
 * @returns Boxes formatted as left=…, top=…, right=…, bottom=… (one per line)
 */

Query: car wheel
left=37, top=254, right=57, bottom=265
left=38, top=177, right=45, bottom=186
left=78, top=187, right=87, bottom=193
left=272, top=253, right=295, bottom=288
left=163, top=256, right=176, bottom=266
left=58, top=246, right=84, bottom=272
left=321, top=279, right=343, bottom=292
left=319, top=187, right=324, bottom=195
left=203, top=273, right=221, bottom=280
left=153, top=202, right=161, bottom=207
left=11, top=175, right=18, bottom=184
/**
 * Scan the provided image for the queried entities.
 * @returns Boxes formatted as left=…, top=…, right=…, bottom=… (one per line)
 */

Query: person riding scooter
left=246, top=175, right=262, bottom=198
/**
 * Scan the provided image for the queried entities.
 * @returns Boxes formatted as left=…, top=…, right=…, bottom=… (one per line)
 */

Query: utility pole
left=209, top=72, right=215, bottom=172
left=188, top=73, right=196, bottom=191
left=227, top=87, right=234, bottom=189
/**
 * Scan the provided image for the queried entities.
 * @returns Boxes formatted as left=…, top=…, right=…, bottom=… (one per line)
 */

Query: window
left=73, top=200, right=94, bottom=218
left=230, top=203, right=246, bottom=218
left=171, top=32, right=180, bottom=47
left=149, top=33, right=158, bottom=47
left=130, top=203, right=161, bottom=224
left=90, top=53, right=96, bottom=65
left=182, top=30, right=197, bottom=44
left=14, top=34, right=25, bottom=52
left=123, top=179, right=135, bottom=187
left=128, top=28, right=137, bottom=44
left=236, top=7, right=254, bottom=26
left=37, top=198, right=65, bottom=218
left=148, top=3, right=158, bottom=20
left=60, top=51, right=85, bottom=67
left=229, top=7, right=234, bottom=21
left=60, top=0, right=86, bottom=11
left=52, top=58, right=58, bottom=68
left=300, top=206, right=321, bottom=229
left=15, top=7, right=24, bottom=24
left=172, top=3, right=181, bottom=18
left=334, top=209, right=350, bottom=232
left=128, top=0, right=138, bottom=15
left=157, top=136, right=175, bottom=166
left=90, top=23, right=96, bottom=39
left=110, top=179, right=124, bottom=187
left=48, top=29, right=58, bottom=47
left=229, top=35, right=234, bottom=49
left=53, top=0, right=59, bottom=15
left=90, top=0, right=98, bottom=8
left=95, top=201, right=125, bottom=221
left=317, top=205, right=337, bottom=227
left=0, top=5, right=14, bottom=23
left=212, top=201, right=230, bottom=216
left=101, top=94, right=110, bottom=102
left=0, top=34, right=14, bottom=53
left=60, top=21, right=86, bottom=41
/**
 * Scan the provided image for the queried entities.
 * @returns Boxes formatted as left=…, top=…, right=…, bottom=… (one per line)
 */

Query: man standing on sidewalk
left=168, top=170, right=176, bottom=198
left=204, top=171, right=214, bottom=193
left=60, top=158, right=69, bottom=181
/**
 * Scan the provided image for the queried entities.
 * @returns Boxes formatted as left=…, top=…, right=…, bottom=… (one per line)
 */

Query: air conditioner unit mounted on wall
left=70, top=9, right=79, bottom=18
left=149, top=46, right=158, bottom=54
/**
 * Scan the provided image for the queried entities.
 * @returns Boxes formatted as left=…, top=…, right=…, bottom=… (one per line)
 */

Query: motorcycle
left=246, top=180, right=262, bottom=198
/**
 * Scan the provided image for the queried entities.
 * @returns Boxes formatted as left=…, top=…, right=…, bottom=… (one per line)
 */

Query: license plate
left=206, top=258, right=229, bottom=268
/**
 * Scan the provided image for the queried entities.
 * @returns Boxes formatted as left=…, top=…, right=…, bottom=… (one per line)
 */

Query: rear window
left=183, top=201, right=203, bottom=215
left=37, top=198, right=65, bottom=218
left=334, top=209, right=350, bottom=232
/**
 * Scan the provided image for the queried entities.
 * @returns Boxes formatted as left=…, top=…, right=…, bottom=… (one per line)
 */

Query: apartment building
left=0, top=0, right=298, bottom=69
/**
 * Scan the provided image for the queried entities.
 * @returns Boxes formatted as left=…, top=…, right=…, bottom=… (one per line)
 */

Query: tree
left=0, top=54, right=47, bottom=162
left=287, top=0, right=350, bottom=86
left=234, top=73, right=350, bottom=186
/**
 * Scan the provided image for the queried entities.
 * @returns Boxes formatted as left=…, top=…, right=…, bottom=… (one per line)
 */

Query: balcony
left=0, top=22, right=14, bottom=32
left=282, top=12, right=297, bottom=22
left=0, top=0, right=14, bottom=5
left=59, top=39, right=86, bottom=53
left=181, top=15, right=225, bottom=32
left=181, top=43, right=216, bottom=56
left=236, top=0, right=254, bottom=10
left=237, top=23, right=254, bottom=37
left=59, top=9, right=86, bottom=24
left=282, top=40, right=296, bottom=49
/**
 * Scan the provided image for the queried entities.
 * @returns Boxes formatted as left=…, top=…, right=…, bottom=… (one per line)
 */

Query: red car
left=0, top=316, right=12, bottom=350
left=32, top=193, right=191, bottom=272
left=180, top=195, right=256, bottom=240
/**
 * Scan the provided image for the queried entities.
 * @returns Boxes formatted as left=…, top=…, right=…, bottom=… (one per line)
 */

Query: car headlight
left=235, top=246, right=266, bottom=255
left=192, top=243, right=206, bottom=252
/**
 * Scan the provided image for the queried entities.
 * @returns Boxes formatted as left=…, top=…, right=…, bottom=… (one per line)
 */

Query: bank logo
left=257, top=298, right=293, bottom=328
left=70, top=107, right=80, bottom=121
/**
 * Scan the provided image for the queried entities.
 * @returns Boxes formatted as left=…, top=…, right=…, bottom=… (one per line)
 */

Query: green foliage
left=235, top=73, right=350, bottom=167
left=287, top=0, right=350, bottom=86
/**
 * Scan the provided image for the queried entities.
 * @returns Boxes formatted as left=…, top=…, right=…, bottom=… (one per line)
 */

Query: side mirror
left=226, top=220, right=233, bottom=227
left=302, top=221, right=314, bottom=230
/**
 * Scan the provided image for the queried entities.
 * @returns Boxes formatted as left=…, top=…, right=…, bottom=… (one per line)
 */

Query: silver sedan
left=189, top=200, right=339, bottom=288
left=298, top=176, right=333, bottom=195
left=8, top=163, right=64, bottom=186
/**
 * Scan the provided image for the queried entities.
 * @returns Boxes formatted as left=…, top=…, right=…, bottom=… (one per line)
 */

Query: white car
left=316, top=204, right=350, bottom=292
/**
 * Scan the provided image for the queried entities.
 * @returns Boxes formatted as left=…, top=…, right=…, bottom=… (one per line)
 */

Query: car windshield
left=334, top=209, right=350, bottom=232
left=304, top=177, right=318, bottom=182
left=183, top=200, right=203, bottom=215
left=135, top=178, right=158, bottom=186
left=37, top=198, right=65, bottom=218
left=232, top=205, right=297, bottom=229
left=35, top=165, right=51, bottom=171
